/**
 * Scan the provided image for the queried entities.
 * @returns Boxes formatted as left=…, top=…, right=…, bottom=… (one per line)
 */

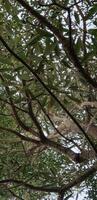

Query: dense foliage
left=0, top=0, right=97, bottom=199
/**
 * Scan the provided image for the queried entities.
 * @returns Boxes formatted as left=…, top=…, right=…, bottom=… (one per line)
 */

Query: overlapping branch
left=16, top=0, right=97, bottom=88
left=0, top=36, right=97, bottom=156
left=0, top=126, right=40, bottom=144
left=0, top=72, right=87, bottom=162
left=0, top=160, right=97, bottom=197
left=22, top=80, right=46, bottom=141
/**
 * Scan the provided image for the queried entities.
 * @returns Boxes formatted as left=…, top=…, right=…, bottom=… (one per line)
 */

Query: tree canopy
left=0, top=0, right=97, bottom=199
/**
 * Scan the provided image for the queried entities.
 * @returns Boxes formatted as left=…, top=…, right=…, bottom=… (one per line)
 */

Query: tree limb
left=0, top=36, right=97, bottom=155
left=0, top=161, right=97, bottom=195
left=16, top=0, right=97, bottom=88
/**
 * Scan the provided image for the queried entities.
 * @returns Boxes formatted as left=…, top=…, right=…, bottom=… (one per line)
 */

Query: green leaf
left=4, top=73, right=15, bottom=80
left=3, top=1, right=11, bottom=13
left=93, top=19, right=97, bottom=26
left=64, top=0, right=69, bottom=6
left=74, top=12, right=80, bottom=24
left=28, top=35, right=42, bottom=46
left=87, top=4, right=97, bottom=18
left=0, top=57, right=12, bottom=65
left=37, top=29, right=53, bottom=38
left=89, top=29, right=97, bottom=38
left=75, top=37, right=82, bottom=52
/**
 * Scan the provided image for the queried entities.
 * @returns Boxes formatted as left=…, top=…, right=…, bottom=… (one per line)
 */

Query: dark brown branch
left=30, top=94, right=67, bottom=140
left=0, top=97, right=28, bottom=114
left=0, top=78, right=83, bottom=162
left=0, top=74, right=34, bottom=133
left=37, top=98, right=81, bottom=151
left=7, top=188, right=24, bottom=200
left=0, top=179, right=59, bottom=193
left=15, top=0, right=97, bottom=88
left=22, top=80, right=46, bottom=141
left=58, top=193, right=64, bottom=200
left=42, top=138, right=86, bottom=163
left=60, top=161, right=97, bottom=194
left=0, top=126, right=40, bottom=144
left=69, top=0, right=83, bottom=8
left=0, top=36, right=97, bottom=155
left=68, top=8, right=72, bottom=48
left=0, top=161, right=97, bottom=194
left=74, top=0, right=87, bottom=58
left=0, top=80, right=88, bottom=162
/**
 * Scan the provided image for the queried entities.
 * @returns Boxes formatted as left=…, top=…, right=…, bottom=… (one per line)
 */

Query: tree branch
left=60, top=161, right=97, bottom=194
left=0, top=97, right=28, bottom=114
left=22, top=80, right=46, bottom=141
left=0, top=126, right=40, bottom=144
left=16, top=0, right=97, bottom=88
left=0, top=36, right=97, bottom=155
left=7, top=188, right=24, bottom=200
left=0, top=161, right=97, bottom=195
left=0, top=74, right=34, bottom=133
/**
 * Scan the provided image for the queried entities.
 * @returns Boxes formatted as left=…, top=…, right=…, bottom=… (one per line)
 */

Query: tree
left=0, top=0, right=97, bottom=199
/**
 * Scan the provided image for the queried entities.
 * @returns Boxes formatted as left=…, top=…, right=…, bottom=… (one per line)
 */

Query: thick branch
left=0, top=126, right=40, bottom=144
left=0, top=36, right=97, bottom=154
left=0, top=179, right=59, bottom=193
left=0, top=161, right=97, bottom=194
left=42, top=138, right=86, bottom=163
left=60, top=161, right=97, bottom=194
left=16, top=0, right=97, bottom=88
